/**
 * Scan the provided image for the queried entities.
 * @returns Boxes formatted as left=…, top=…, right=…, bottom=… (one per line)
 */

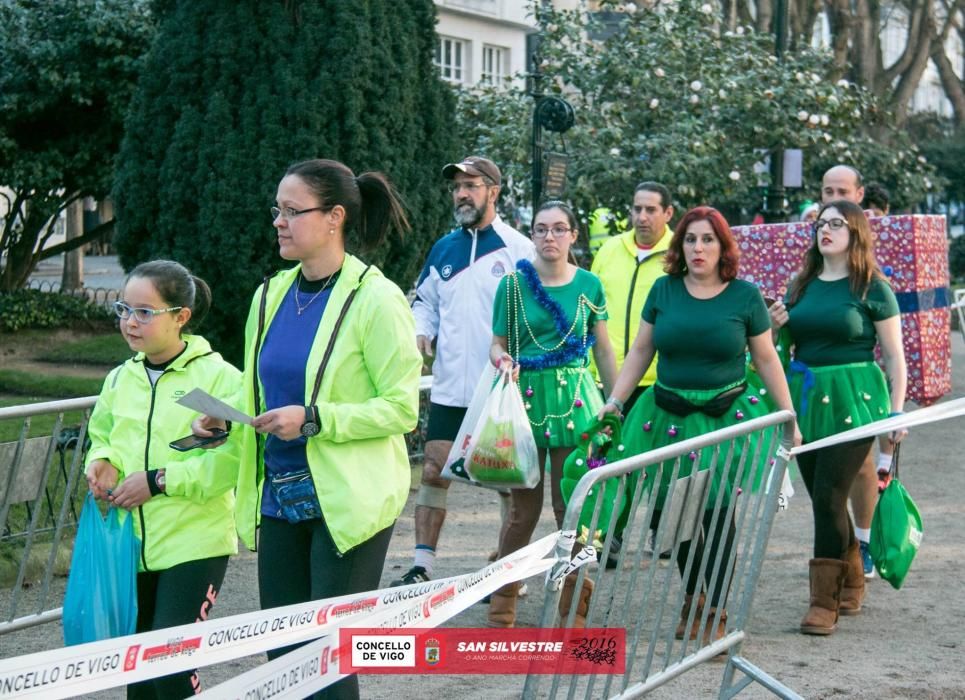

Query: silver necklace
left=293, top=271, right=338, bottom=315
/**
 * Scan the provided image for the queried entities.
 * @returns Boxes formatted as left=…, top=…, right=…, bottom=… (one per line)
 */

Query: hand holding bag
left=63, top=493, right=139, bottom=645
left=869, top=445, right=923, bottom=590
left=441, top=366, right=499, bottom=487
left=560, top=415, right=625, bottom=543
left=463, top=368, right=540, bottom=489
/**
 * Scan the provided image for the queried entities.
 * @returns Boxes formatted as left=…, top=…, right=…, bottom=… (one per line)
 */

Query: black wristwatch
left=300, top=405, right=320, bottom=437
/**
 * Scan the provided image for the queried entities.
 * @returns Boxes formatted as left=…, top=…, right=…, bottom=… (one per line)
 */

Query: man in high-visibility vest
left=591, top=182, right=674, bottom=413
left=591, top=182, right=675, bottom=563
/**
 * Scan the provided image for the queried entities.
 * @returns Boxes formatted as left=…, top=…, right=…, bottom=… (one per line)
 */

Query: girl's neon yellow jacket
left=86, top=334, right=242, bottom=572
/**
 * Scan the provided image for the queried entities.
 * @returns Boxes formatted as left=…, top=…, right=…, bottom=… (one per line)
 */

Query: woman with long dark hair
left=770, top=199, right=906, bottom=635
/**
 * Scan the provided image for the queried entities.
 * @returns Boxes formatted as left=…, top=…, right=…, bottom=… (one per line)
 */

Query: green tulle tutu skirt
left=519, top=366, right=604, bottom=449
left=788, top=360, right=890, bottom=443
left=621, top=376, right=780, bottom=510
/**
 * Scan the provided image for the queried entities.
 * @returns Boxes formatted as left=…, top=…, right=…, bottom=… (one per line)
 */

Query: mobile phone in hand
left=169, top=428, right=229, bottom=452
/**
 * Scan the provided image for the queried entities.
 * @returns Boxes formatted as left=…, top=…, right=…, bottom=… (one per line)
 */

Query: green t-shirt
left=786, top=276, right=899, bottom=366
left=643, top=276, right=770, bottom=389
left=493, top=267, right=608, bottom=367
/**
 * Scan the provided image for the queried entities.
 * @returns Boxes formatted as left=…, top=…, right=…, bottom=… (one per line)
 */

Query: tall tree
left=0, top=0, right=154, bottom=291
left=113, top=0, right=456, bottom=362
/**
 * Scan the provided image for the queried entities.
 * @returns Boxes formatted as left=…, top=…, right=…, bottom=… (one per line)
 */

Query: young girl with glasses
left=86, top=260, right=241, bottom=698
left=769, top=199, right=907, bottom=635
left=486, top=200, right=618, bottom=627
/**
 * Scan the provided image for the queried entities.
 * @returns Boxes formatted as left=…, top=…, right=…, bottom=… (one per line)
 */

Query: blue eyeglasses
left=113, top=301, right=182, bottom=324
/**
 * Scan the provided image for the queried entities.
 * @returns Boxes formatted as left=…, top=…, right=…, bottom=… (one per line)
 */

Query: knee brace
left=416, top=484, right=448, bottom=509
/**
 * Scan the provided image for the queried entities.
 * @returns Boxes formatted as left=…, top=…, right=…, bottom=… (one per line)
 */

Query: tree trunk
left=824, top=0, right=852, bottom=81
left=932, top=39, right=965, bottom=125
left=889, top=2, right=936, bottom=126
left=61, top=199, right=84, bottom=291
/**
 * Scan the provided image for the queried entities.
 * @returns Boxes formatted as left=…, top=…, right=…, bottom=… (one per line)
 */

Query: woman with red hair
left=601, top=206, right=797, bottom=642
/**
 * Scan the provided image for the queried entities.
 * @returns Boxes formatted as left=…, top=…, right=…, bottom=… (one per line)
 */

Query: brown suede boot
left=487, top=582, right=520, bottom=628
left=675, top=593, right=706, bottom=640
left=559, top=572, right=595, bottom=628
left=800, top=558, right=847, bottom=635
left=839, top=540, right=865, bottom=616
left=702, top=607, right=728, bottom=646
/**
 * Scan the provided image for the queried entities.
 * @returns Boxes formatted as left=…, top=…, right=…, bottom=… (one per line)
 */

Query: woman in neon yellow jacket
left=86, top=260, right=241, bottom=698
left=195, top=159, right=421, bottom=700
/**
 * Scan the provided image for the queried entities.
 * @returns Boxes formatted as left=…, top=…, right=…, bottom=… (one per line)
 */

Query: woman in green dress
left=769, top=200, right=906, bottom=635
left=601, top=206, right=797, bottom=643
left=487, top=200, right=618, bottom=627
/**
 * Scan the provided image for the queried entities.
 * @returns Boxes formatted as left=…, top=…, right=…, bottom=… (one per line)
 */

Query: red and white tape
left=0, top=532, right=565, bottom=699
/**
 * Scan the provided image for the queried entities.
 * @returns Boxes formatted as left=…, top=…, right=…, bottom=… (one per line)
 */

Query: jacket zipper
left=625, top=260, right=644, bottom=357
left=138, top=365, right=164, bottom=572
left=135, top=351, right=210, bottom=570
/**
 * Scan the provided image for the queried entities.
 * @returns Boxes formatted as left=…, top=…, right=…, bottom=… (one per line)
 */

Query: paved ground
left=4, top=262, right=965, bottom=697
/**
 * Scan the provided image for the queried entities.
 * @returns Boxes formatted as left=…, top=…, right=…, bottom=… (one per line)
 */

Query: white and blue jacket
left=413, top=215, right=534, bottom=407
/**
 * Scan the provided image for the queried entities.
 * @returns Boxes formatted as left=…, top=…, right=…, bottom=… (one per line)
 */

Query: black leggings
left=258, top=516, right=394, bottom=700
left=796, top=437, right=873, bottom=559
left=127, top=555, right=229, bottom=699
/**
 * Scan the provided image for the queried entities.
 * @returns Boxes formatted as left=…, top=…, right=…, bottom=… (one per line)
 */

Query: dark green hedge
left=0, top=289, right=112, bottom=332
left=113, top=0, right=458, bottom=364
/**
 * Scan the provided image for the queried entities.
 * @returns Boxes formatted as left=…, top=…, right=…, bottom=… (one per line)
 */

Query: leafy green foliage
left=0, top=0, right=154, bottom=289
left=0, top=290, right=112, bottom=332
left=113, top=0, right=457, bottom=362
left=457, top=0, right=937, bottom=224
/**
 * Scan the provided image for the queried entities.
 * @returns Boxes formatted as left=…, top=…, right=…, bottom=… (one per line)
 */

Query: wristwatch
left=300, top=405, right=320, bottom=437
left=155, top=469, right=166, bottom=493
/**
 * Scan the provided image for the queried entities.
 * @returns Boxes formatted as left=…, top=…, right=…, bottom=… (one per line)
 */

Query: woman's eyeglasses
left=271, top=206, right=326, bottom=221
left=113, top=301, right=182, bottom=324
left=532, top=226, right=573, bottom=239
left=813, top=218, right=848, bottom=232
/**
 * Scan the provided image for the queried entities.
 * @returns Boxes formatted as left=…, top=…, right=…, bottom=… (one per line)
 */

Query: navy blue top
left=258, top=275, right=331, bottom=518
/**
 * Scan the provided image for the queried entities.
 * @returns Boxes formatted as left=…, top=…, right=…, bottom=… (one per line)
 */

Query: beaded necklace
left=505, top=260, right=606, bottom=434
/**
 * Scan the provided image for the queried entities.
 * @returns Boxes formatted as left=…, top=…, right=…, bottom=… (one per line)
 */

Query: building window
left=436, top=36, right=468, bottom=84
left=480, top=44, right=509, bottom=85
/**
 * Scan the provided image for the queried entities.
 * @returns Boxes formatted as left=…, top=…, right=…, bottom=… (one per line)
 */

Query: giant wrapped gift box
left=733, top=215, right=951, bottom=406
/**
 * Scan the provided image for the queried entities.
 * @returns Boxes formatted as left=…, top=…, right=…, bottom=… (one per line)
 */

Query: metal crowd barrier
left=26, top=279, right=122, bottom=308
left=0, top=377, right=434, bottom=635
left=523, top=410, right=799, bottom=700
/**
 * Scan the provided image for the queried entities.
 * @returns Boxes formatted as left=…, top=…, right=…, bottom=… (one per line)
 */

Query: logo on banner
left=317, top=597, right=378, bottom=625
left=425, top=638, right=441, bottom=666
left=422, top=585, right=456, bottom=618
left=124, top=645, right=140, bottom=672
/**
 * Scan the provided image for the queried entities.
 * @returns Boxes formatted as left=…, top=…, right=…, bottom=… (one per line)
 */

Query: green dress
left=622, top=276, right=778, bottom=507
left=785, top=276, right=899, bottom=442
left=493, top=263, right=607, bottom=448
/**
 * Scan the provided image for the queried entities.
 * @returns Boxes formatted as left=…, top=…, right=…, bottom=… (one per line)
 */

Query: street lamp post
left=528, top=50, right=575, bottom=208
left=763, top=0, right=790, bottom=223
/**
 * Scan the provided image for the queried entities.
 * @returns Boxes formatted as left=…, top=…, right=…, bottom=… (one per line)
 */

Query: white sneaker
left=518, top=583, right=529, bottom=597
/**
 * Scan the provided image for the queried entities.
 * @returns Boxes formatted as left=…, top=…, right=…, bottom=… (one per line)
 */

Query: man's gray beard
left=454, top=204, right=483, bottom=228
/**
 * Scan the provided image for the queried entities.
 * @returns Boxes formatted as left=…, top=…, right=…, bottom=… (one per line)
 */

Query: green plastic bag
left=464, top=369, right=540, bottom=489
left=560, top=415, right=625, bottom=545
left=869, top=446, right=922, bottom=590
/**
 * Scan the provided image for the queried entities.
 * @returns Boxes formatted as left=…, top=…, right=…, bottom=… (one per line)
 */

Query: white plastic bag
left=441, top=366, right=498, bottom=487
left=463, top=369, right=540, bottom=490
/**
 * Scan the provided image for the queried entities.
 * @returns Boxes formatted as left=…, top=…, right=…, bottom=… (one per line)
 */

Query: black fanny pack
left=653, top=382, right=747, bottom=418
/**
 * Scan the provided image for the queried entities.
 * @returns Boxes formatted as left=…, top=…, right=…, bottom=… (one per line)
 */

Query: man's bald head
left=822, top=165, right=864, bottom=204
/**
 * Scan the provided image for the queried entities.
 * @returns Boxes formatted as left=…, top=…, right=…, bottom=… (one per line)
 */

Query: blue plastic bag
left=63, top=493, right=139, bottom=645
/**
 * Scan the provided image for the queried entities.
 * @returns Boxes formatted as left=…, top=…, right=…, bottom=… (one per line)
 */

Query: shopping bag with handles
left=869, top=445, right=923, bottom=590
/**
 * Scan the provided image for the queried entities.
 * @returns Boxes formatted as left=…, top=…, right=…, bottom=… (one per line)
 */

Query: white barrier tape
left=790, top=396, right=965, bottom=456
left=197, top=535, right=560, bottom=699
left=0, top=577, right=459, bottom=699
left=0, top=532, right=559, bottom=699
left=546, top=545, right=597, bottom=591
